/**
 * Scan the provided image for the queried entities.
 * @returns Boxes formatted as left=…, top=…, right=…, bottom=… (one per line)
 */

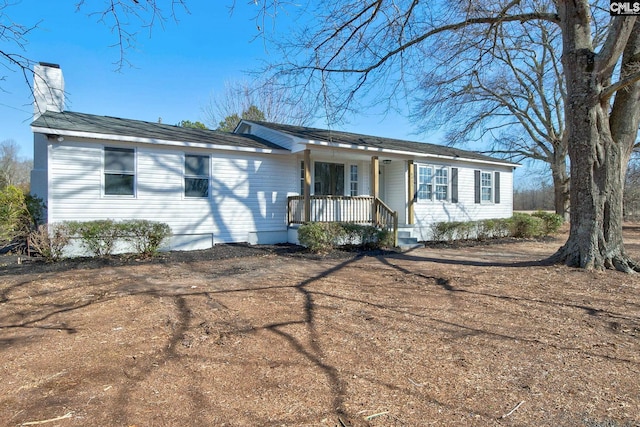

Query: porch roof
left=241, top=120, right=519, bottom=166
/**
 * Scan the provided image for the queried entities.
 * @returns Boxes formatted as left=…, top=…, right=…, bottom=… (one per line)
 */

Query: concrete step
left=397, top=235, right=422, bottom=249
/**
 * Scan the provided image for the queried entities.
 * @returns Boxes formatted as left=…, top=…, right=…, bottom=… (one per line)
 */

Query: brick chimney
left=33, top=62, right=65, bottom=119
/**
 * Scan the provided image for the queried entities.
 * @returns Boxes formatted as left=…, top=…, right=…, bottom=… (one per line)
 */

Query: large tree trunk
left=552, top=3, right=640, bottom=272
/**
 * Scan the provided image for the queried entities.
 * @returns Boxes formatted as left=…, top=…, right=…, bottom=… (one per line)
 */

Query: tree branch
left=596, top=16, right=637, bottom=77
left=313, top=12, right=559, bottom=74
left=601, top=69, right=640, bottom=101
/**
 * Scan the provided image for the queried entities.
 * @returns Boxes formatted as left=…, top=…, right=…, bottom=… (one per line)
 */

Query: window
left=104, top=147, right=135, bottom=196
left=481, top=171, right=493, bottom=202
left=417, top=165, right=433, bottom=200
left=350, top=165, right=358, bottom=196
left=184, top=154, right=210, bottom=198
left=314, top=162, right=344, bottom=195
left=417, top=164, right=452, bottom=202
left=434, top=168, right=448, bottom=201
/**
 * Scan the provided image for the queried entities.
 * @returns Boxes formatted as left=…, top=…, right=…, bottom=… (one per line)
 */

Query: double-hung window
left=104, top=147, right=135, bottom=196
left=417, top=164, right=452, bottom=202
left=349, top=165, right=358, bottom=196
left=184, top=154, right=210, bottom=198
left=417, top=165, right=433, bottom=200
left=434, top=168, right=448, bottom=201
left=481, top=171, right=493, bottom=202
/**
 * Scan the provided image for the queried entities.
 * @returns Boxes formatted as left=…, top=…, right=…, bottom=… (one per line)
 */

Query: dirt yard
left=1, top=227, right=639, bottom=426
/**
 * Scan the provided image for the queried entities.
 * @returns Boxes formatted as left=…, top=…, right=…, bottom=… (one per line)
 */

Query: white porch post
left=407, top=160, right=415, bottom=225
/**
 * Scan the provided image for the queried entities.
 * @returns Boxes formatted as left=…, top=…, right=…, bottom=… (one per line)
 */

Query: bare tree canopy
left=0, top=139, right=32, bottom=191
left=203, top=79, right=314, bottom=130
left=0, top=0, right=188, bottom=87
left=3, top=0, right=640, bottom=271
left=414, top=10, right=570, bottom=218
left=252, top=0, right=640, bottom=271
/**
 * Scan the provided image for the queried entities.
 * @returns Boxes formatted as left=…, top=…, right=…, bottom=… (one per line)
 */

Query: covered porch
left=286, top=149, right=420, bottom=247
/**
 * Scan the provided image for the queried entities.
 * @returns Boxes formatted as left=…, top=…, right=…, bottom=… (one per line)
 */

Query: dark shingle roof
left=245, top=120, right=517, bottom=165
left=32, top=111, right=287, bottom=151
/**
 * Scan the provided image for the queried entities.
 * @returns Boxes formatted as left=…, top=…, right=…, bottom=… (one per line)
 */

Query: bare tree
left=0, top=139, right=32, bottom=191
left=0, top=0, right=40, bottom=90
left=74, top=0, right=188, bottom=69
left=255, top=0, right=640, bottom=271
left=202, top=79, right=314, bottom=130
left=0, top=0, right=187, bottom=88
left=416, top=13, right=570, bottom=219
left=624, top=152, right=640, bottom=220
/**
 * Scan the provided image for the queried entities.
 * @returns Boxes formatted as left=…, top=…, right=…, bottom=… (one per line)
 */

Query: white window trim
left=480, top=170, right=493, bottom=203
left=417, top=164, right=451, bottom=203
left=300, top=160, right=306, bottom=196
left=349, top=163, right=359, bottom=196
left=102, top=146, right=137, bottom=198
left=183, top=153, right=211, bottom=199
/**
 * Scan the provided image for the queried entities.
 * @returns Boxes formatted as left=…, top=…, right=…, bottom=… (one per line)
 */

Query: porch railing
left=287, top=195, right=398, bottom=246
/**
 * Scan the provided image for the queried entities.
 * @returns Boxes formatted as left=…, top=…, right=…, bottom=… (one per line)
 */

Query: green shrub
left=476, top=218, right=511, bottom=240
left=66, top=219, right=172, bottom=257
left=298, top=222, right=338, bottom=252
left=0, top=186, right=42, bottom=248
left=29, top=223, right=70, bottom=262
left=340, top=222, right=364, bottom=246
left=66, top=219, right=123, bottom=256
left=508, top=213, right=544, bottom=238
left=430, top=221, right=458, bottom=241
left=374, top=228, right=395, bottom=249
left=298, top=222, right=394, bottom=252
left=120, top=219, right=172, bottom=256
left=457, top=221, right=476, bottom=240
left=531, top=211, right=564, bottom=235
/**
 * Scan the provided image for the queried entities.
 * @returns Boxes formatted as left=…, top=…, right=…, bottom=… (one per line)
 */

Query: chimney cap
left=38, top=62, right=60, bottom=68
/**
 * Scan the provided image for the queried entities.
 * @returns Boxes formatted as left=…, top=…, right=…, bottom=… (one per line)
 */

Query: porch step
left=397, top=235, right=422, bottom=250
left=396, top=227, right=422, bottom=250
left=397, top=230, right=413, bottom=239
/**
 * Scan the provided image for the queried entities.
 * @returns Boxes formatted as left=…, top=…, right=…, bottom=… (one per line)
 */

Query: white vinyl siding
left=412, top=164, right=513, bottom=240
left=384, top=160, right=407, bottom=224
left=45, top=139, right=297, bottom=249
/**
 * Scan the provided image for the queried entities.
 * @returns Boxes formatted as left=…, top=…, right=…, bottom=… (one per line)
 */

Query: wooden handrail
left=287, top=195, right=398, bottom=246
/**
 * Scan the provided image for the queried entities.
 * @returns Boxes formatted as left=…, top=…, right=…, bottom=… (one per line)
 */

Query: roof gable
left=32, top=111, right=287, bottom=151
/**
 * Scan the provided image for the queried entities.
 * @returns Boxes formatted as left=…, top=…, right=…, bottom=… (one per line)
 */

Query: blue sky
left=1, top=1, right=537, bottom=186
left=1, top=1, right=417, bottom=158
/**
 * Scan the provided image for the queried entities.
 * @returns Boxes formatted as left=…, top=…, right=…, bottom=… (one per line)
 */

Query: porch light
left=382, top=159, right=392, bottom=164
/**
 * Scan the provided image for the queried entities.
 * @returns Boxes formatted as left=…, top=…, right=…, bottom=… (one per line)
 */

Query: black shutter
left=474, top=170, right=481, bottom=204
left=494, top=172, right=501, bottom=204
left=451, top=167, right=458, bottom=203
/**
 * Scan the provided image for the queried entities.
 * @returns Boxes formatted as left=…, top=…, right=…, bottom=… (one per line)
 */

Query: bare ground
left=1, top=226, right=639, bottom=426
